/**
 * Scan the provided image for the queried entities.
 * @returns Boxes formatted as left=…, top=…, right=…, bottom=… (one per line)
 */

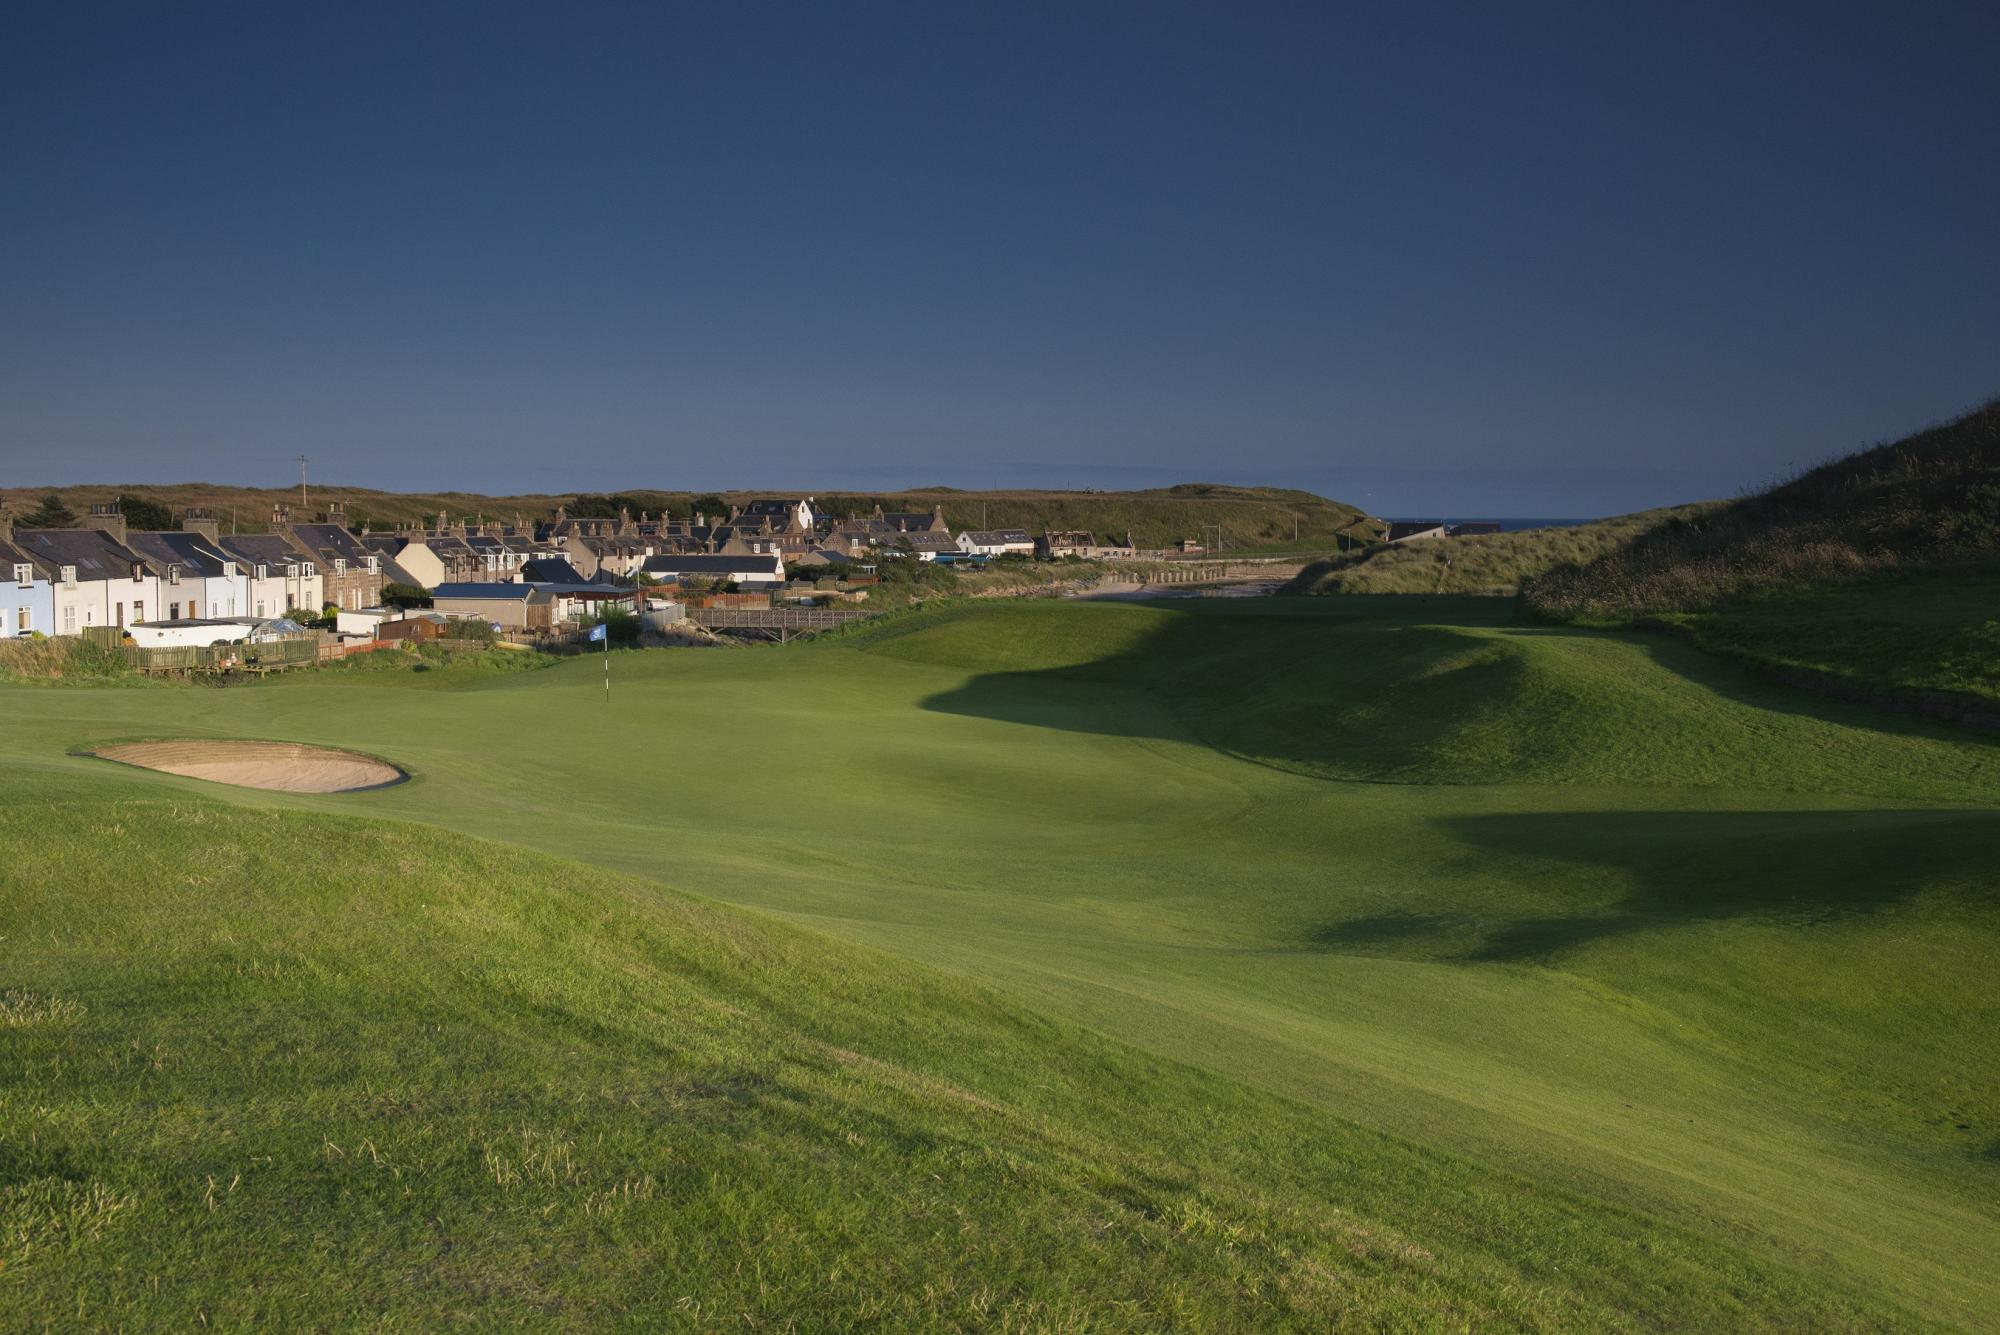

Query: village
left=0, top=492, right=1235, bottom=666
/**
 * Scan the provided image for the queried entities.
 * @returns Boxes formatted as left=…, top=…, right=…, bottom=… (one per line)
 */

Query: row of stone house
left=525, top=498, right=1133, bottom=569
left=1, top=492, right=1148, bottom=640
left=0, top=501, right=390, bottom=639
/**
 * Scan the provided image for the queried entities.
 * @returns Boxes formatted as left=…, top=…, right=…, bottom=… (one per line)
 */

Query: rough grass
left=1523, top=398, right=2000, bottom=622
left=3, top=800, right=1901, bottom=1329
left=3, top=597, right=1997, bottom=1327
left=288, top=640, right=557, bottom=687
left=1282, top=506, right=1712, bottom=596
left=1518, top=398, right=2000, bottom=710
left=1654, top=563, right=2000, bottom=709
left=0, top=636, right=145, bottom=685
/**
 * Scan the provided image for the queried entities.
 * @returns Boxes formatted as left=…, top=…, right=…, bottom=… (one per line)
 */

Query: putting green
left=3, top=595, right=1995, bottom=1327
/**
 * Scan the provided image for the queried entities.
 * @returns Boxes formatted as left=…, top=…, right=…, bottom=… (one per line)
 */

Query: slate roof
left=431, top=583, right=543, bottom=601
left=881, top=531, right=958, bottom=553
left=289, top=523, right=377, bottom=565
left=8, top=529, right=151, bottom=581
left=421, top=534, right=475, bottom=558
left=1386, top=522, right=1448, bottom=542
left=124, top=531, right=237, bottom=579
left=0, top=535, right=50, bottom=579
left=959, top=529, right=1034, bottom=545
left=219, top=533, right=313, bottom=571
left=641, top=554, right=785, bottom=575
left=521, top=557, right=595, bottom=585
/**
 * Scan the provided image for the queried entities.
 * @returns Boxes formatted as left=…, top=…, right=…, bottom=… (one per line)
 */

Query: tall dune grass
left=1282, top=506, right=1712, bottom=596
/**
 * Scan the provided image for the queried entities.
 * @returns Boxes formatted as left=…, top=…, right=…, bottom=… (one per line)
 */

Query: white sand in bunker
left=92, top=740, right=405, bottom=793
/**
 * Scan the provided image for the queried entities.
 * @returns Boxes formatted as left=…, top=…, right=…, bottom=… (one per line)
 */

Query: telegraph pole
left=297, top=454, right=310, bottom=507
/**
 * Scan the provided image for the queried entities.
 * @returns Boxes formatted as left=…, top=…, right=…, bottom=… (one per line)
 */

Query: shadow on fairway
left=1310, top=805, right=2000, bottom=963
left=910, top=597, right=2000, bottom=787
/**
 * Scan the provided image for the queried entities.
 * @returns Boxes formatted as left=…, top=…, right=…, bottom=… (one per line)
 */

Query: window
left=364, top=556, right=379, bottom=573
left=62, top=605, right=76, bottom=632
left=15, top=608, right=27, bottom=633
left=302, top=563, right=315, bottom=577
left=167, top=565, right=181, bottom=584
left=170, top=603, right=181, bottom=620
left=10, top=563, right=29, bottom=585
left=255, top=601, right=265, bottom=618
left=255, top=564, right=269, bottom=580
left=133, top=602, right=144, bottom=622
left=60, top=565, right=77, bottom=589
left=334, top=558, right=347, bottom=575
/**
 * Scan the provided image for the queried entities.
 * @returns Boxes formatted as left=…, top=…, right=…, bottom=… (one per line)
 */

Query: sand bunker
left=92, top=740, right=405, bottom=793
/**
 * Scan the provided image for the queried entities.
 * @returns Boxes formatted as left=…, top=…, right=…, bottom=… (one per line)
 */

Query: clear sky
left=4, top=2, right=1996, bottom=516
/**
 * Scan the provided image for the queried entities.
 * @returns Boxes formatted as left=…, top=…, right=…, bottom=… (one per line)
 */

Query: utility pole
left=297, top=454, right=310, bottom=507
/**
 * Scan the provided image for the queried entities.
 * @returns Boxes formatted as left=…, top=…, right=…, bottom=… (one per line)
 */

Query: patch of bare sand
left=92, top=740, right=405, bottom=793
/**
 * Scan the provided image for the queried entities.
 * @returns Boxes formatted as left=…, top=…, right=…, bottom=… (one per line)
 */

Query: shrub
left=380, top=582, right=433, bottom=610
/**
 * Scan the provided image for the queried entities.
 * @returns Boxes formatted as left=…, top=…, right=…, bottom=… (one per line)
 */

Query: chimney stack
left=180, top=508, right=221, bottom=544
left=0, top=499, right=12, bottom=543
left=271, top=503, right=292, bottom=530
left=81, top=501, right=128, bottom=544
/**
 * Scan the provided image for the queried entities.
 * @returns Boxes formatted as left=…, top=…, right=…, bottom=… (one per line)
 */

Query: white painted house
left=956, top=529, right=1036, bottom=557
left=9, top=516, right=163, bottom=636
left=219, top=534, right=324, bottom=620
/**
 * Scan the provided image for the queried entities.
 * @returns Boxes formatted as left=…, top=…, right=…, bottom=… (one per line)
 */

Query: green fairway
left=4, top=597, right=1996, bottom=1327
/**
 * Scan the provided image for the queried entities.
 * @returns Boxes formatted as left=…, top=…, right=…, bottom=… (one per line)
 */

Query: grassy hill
left=1281, top=505, right=1714, bottom=596
left=4, top=597, right=1998, bottom=1326
left=0, top=480, right=1380, bottom=552
left=1521, top=399, right=2000, bottom=711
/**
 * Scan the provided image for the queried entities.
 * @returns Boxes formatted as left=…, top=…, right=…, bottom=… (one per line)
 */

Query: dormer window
left=364, top=556, right=380, bottom=573
left=60, top=565, right=77, bottom=588
left=302, top=562, right=316, bottom=577
left=334, top=558, right=347, bottom=575
left=11, top=563, right=30, bottom=585
left=255, top=564, right=269, bottom=580
left=167, top=565, right=182, bottom=584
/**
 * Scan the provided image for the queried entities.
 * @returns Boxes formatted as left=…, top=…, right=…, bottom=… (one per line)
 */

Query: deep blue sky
left=4, top=2, right=1996, bottom=516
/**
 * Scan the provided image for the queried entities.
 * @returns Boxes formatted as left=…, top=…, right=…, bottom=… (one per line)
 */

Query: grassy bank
left=1522, top=398, right=1999, bottom=622
left=3, top=597, right=1996, bottom=1326
left=1647, top=564, right=2000, bottom=712
left=1518, top=398, right=1999, bottom=707
left=1282, top=506, right=1712, bottom=596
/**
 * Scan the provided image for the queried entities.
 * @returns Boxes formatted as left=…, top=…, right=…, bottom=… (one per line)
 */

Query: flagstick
left=603, top=619, right=610, bottom=701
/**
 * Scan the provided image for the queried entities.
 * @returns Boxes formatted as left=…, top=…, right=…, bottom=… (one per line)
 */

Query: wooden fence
left=124, top=634, right=326, bottom=675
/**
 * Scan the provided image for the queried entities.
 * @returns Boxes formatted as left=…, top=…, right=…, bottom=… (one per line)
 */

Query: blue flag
left=588, top=622, right=608, bottom=643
